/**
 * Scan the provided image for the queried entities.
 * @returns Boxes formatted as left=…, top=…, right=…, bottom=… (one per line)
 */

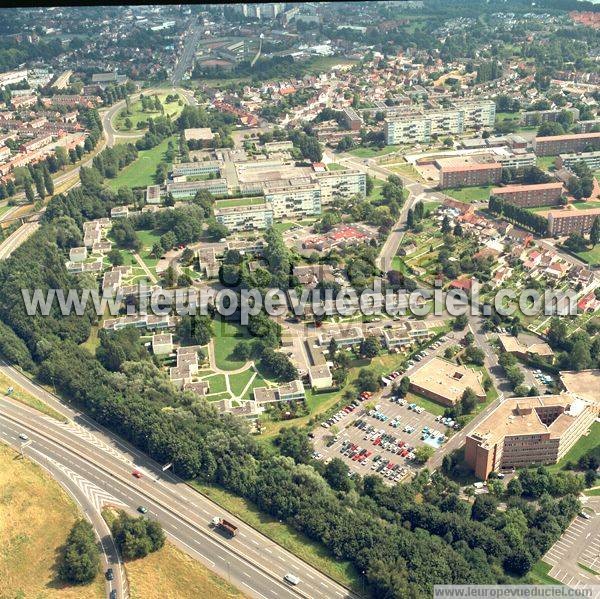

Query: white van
left=284, top=573, right=301, bottom=585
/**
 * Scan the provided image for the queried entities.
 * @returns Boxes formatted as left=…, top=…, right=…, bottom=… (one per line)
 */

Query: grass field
left=271, top=221, right=298, bottom=233
left=0, top=444, right=104, bottom=598
left=528, top=561, right=561, bottom=585
left=327, top=163, right=347, bottom=171
left=191, top=482, right=361, bottom=592
left=215, top=196, right=265, bottom=209
left=576, top=244, right=600, bottom=267
left=444, top=185, right=492, bottom=203
left=204, top=373, right=228, bottom=394
left=106, top=135, right=177, bottom=191
left=0, top=370, right=66, bottom=421
left=124, top=540, right=243, bottom=599
left=549, top=422, right=600, bottom=472
left=349, top=145, right=401, bottom=158
left=229, top=368, right=256, bottom=397
left=115, top=93, right=185, bottom=131
left=213, top=319, right=252, bottom=371
left=536, top=156, right=557, bottom=172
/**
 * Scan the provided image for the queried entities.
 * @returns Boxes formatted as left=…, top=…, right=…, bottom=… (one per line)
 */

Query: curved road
left=0, top=363, right=358, bottom=599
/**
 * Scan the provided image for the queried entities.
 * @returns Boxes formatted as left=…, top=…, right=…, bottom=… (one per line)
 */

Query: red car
left=132, top=469, right=143, bottom=478
left=401, top=450, right=409, bottom=457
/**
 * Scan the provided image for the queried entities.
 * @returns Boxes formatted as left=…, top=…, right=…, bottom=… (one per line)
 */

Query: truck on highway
left=211, top=516, right=238, bottom=537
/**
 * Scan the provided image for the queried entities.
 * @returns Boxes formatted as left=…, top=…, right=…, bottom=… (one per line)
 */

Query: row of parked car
left=371, top=455, right=409, bottom=481
left=420, top=426, right=446, bottom=443
left=434, top=414, right=461, bottom=430
left=354, top=420, right=417, bottom=460
left=320, top=392, right=374, bottom=429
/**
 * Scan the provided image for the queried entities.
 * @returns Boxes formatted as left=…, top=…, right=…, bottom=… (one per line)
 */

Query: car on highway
left=18, top=433, right=28, bottom=441
left=284, top=573, right=301, bottom=585
left=109, top=590, right=117, bottom=599
left=137, top=506, right=148, bottom=514
left=105, top=568, right=114, bottom=581
left=131, top=469, right=143, bottom=478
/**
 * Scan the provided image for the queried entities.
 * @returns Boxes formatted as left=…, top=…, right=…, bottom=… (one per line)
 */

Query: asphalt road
left=0, top=364, right=358, bottom=599
left=172, top=23, right=202, bottom=86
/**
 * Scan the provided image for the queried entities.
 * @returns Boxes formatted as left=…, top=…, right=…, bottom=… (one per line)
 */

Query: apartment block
left=521, top=107, right=579, bottom=127
left=171, top=160, right=221, bottom=178
left=497, top=151, right=536, bottom=170
left=384, top=101, right=495, bottom=145
left=215, top=203, right=274, bottom=232
left=490, top=182, right=564, bottom=208
left=264, top=180, right=321, bottom=219
left=342, top=106, right=363, bottom=131
left=166, top=178, right=228, bottom=198
left=439, top=162, right=502, bottom=189
left=533, top=132, right=600, bottom=156
left=556, top=151, right=600, bottom=171
left=547, top=207, right=600, bottom=236
left=465, top=391, right=599, bottom=479
left=314, top=170, right=366, bottom=205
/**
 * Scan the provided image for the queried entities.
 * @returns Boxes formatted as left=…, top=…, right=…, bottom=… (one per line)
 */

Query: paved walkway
left=132, top=252, right=158, bottom=284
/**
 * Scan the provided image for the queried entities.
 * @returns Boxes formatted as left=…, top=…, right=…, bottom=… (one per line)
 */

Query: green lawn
left=405, top=391, right=446, bottom=416
left=327, top=163, right=346, bottom=171
left=106, top=135, right=177, bottom=191
left=536, top=156, right=557, bottom=172
left=576, top=244, right=600, bottom=267
left=305, top=388, right=341, bottom=413
left=549, top=422, right=600, bottom=472
left=229, top=368, right=256, bottom=397
left=215, top=196, right=265, bottom=209
left=115, top=93, right=185, bottom=131
left=444, top=185, right=492, bottom=203
left=271, top=222, right=297, bottom=233
left=571, top=200, right=600, bottom=210
left=213, top=319, right=252, bottom=371
left=584, top=487, right=600, bottom=496
left=528, top=561, right=561, bottom=585
left=349, top=145, right=401, bottom=158
left=190, top=482, right=362, bottom=592
left=204, top=374, right=227, bottom=394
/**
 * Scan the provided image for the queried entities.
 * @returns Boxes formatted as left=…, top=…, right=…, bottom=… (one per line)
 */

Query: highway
left=0, top=364, right=358, bottom=599
left=172, top=22, right=202, bottom=86
left=0, top=221, right=39, bottom=259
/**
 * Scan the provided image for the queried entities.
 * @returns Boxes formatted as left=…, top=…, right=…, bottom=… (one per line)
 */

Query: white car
left=284, top=573, right=301, bottom=585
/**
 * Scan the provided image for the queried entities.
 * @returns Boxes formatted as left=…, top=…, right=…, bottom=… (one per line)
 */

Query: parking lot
left=544, top=497, right=600, bottom=588
left=312, top=333, right=462, bottom=484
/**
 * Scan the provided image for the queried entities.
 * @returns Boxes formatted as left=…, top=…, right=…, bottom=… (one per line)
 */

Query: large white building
left=215, top=203, right=274, bottom=232
left=384, top=101, right=496, bottom=145
left=314, top=170, right=366, bottom=205
left=264, top=179, right=322, bottom=219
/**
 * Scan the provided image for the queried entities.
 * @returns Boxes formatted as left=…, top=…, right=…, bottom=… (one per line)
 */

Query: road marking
left=241, top=581, right=269, bottom=599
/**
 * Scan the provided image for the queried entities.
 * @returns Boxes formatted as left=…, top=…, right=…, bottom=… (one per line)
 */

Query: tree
left=360, top=335, right=381, bottom=359
left=356, top=368, right=379, bottom=392
left=206, top=222, right=229, bottom=241
left=323, top=458, right=351, bottom=491
left=58, top=520, right=100, bottom=584
left=460, top=387, right=478, bottom=414
left=107, top=249, right=124, bottom=266
left=24, top=179, right=35, bottom=203
left=452, top=314, right=468, bottom=330
left=413, top=445, right=434, bottom=464
left=111, top=510, right=165, bottom=560
left=471, top=494, right=498, bottom=521
left=43, top=167, right=54, bottom=196
left=441, top=215, right=451, bottom=234
left=396, top=376, right=410, bottom=397
left=274, top=426, right=312, bottom=464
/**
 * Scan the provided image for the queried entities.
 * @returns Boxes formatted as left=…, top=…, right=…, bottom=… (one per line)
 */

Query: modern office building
left=533, top=132, right=600, bottom=156
left=556, top=151, right=600, bottom=171
left=465, top=390, right=599, bottom=479
left=439, top=162, right=502, bottom=189
left=547, top=206, right=600, bottom=236
left=215, top=203, right=274, bottom=232
left=384, top=101, right=495, bottom=145
left=490, top=182, right=564, bottom=208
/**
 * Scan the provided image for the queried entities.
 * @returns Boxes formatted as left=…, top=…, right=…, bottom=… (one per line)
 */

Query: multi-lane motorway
left=0, top=363, right=358, bottom=599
